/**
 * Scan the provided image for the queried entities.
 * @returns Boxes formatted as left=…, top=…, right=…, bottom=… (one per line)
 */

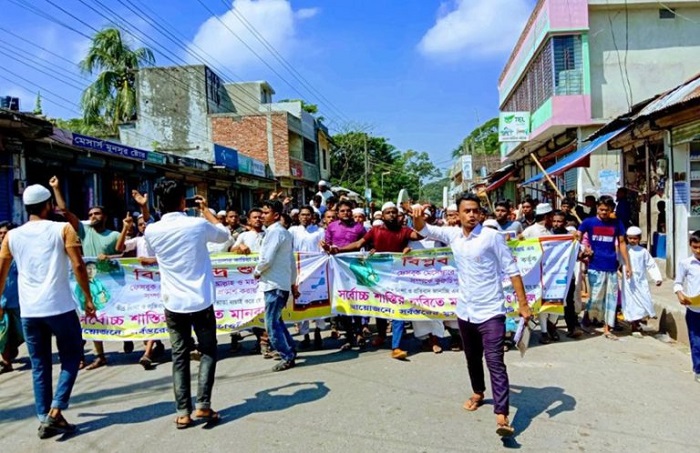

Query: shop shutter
left=564, top=167, right=577, bottom=192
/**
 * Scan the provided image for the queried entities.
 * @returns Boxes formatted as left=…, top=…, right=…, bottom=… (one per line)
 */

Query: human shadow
left=70, top=401, right=174, bottom=436
left=0, top=375, right=172, bottom=423
left=503, top=384, right=576, bottom=447
left=218, top=381, right=330, bottom=426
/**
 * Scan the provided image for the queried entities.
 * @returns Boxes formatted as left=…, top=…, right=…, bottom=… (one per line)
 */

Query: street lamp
left=381, top=171, right=391, bottom=203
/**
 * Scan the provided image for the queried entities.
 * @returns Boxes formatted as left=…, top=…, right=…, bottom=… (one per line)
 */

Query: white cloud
left=296, top=7, right=319, bottom=20
left=188, top=0, right=315, bottom=70
left=418, top=0, right=532, bottom=60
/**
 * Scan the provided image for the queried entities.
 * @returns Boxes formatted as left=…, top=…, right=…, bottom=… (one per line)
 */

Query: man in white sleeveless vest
left=0, top=184, right=96, bottom=439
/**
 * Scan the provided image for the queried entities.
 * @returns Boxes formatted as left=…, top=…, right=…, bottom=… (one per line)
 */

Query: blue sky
left=0, top=0, right=537, bottom=173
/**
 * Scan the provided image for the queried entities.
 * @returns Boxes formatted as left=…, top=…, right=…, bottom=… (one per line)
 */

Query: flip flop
left=604, top=333, right=619, bottom=341
left=463, top=395, right=484, bottom=411
left=496, top=422, right=515, bottom=437
left=175, top=416, right=192, bottom=430
left=195, top=409, right=220, bottom=425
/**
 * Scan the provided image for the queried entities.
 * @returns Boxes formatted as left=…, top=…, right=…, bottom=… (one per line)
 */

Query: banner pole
left=529, top=154, right=583, bottom=224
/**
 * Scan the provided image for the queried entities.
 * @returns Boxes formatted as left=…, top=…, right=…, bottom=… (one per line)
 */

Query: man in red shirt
left=333, top=202, right=421, bottom=359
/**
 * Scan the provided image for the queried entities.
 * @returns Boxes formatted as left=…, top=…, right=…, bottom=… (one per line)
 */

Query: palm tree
left=79, top=27, right=155, bottom=135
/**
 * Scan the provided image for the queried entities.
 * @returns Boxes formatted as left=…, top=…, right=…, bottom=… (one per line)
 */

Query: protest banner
left=72, top=237, right=577, bottom=340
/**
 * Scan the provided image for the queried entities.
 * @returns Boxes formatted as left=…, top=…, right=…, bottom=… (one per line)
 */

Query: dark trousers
left=687, top=309, right=700, bottom=374
left=564, top=276, right=579, bottom=333
left=165, top=305, right=218, bottom=416
left=458, top=315, right=510, bottom=415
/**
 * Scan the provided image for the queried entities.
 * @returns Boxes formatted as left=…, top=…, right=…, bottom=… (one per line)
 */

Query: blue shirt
left=0, top=261, right=19, bottom=310
left=578, top=216, right=625, bottom=272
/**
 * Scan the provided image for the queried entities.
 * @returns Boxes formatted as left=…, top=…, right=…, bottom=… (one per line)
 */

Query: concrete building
left=498, top=0, right=700, bottom=204
left=119, top=65, right=328, bottom=211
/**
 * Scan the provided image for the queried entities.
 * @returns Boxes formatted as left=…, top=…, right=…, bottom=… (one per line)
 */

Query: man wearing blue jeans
left=255, top=200, right=299, bottom=372
left=0, top=183, right=96, bottom=439
left=144, top=180, right=231, bottom=429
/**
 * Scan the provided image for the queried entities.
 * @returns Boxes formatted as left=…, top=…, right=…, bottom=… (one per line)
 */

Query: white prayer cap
left=626, top=226, right=643, bottom=236
left=483, top=219, right=499, bottom=229
left=208, top=208, right=216, bottom=215
left=318, top=180, right=328, bottom=186
left=535, top=203, right=553, bottom=216
left=22, top=184, right=51, bottom=205
left=566, top=226, right=577, bottom=233
left=217, top=210, right=227, bottom=217
left=352, top=208, right=364, bottom=216
left=372, top=219, right=384, bottom=227
left=447, top=203, right=458, bottom=212
left=290, top=209, right=300, bottom=216
left=381, top=201, right=397, bottom=212
left=373, top=211, right=382, bottom=219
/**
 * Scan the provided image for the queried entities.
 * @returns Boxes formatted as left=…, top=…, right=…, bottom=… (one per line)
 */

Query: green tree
left=451, top=117, right=499, bottom=158
left=330, top=130, right=399, bottom=193
left=379, top=150, right=442, bottom=203
left=79, top=27, right=155, bottom=135
left=33, top=92, right=43, bottom=116
left=52, top=117, right=112, bottom=137
left=420, top=175, right=451, bottom=204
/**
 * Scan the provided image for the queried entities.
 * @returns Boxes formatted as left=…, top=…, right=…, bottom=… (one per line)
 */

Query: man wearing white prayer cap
left=445, top=203, right=460, bottom=227
left=216, top=210, right=227, bottom=225
left=316, top=180, right=334, bottom=206
left=373, top=211, right=382, bottom=220
left=0, top=182, right=95, bottom=437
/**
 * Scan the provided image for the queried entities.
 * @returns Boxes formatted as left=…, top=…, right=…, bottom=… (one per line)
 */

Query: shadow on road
left=503, top=384, right=576, bottom=448
left=218, top=381, right=330, bottom=426
left=73, top=401, right=174, bottom=435
left=0, top=375, right=172, bottom=424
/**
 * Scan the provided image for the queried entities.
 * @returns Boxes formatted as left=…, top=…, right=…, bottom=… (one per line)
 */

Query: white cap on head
left=626, top=226, right=643, bottom=236
left=372, top=219, right=384, bottom=227
left=352, top=208, right=364, bottom=216
left=22, top=184, right=52, bottom=205
left=447, top=203, right=458, bottom=212
left=217, top=210, right=227, bottom=217
left=483, top=219, right=499, bottom=229
left=381, top=201, right=397, bottom=212
left=290, top=208, right=300, bottom=216
left=535, top=203, right=553, bottom=216
left=208, top=208, right=216, bottom=215
left=373, top=211, right=382, bottom=219
left=318, top=180, right=328, bottom=187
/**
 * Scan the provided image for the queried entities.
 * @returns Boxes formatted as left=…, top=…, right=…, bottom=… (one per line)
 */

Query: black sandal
left=175, top=415, right=192, bottom=430
left=194, top=409, right=220, bottom=425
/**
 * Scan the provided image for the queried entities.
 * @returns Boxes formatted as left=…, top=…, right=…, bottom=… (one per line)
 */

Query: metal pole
left=530, top=153, right=583, bottom=224
left=645, top=142, right=652, bottom=249
left=364, top=134, right=369, bottom=199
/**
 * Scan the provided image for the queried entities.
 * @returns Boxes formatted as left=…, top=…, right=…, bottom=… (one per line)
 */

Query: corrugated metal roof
left=637, top=73, right=700, bottom=117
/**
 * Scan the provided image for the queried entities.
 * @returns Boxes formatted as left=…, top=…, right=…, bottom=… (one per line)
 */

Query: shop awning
left=520, top=128, right=626, bottom=186
left=485, top=170, right=515, bottom=191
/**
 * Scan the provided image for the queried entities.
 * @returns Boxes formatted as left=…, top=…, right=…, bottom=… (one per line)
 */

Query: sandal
left=175, top=415, right=192, bottom=430
left=194, top=409, right=220, bottom=425
left=604, top=332, right=619, bottom=341
left=139, top=355, right=154, bottom=370
left=496, top=421, right=515, bottom=437
left=463, top=394, right=484, bottom=411
left=85, top=355, right=107, bottom=370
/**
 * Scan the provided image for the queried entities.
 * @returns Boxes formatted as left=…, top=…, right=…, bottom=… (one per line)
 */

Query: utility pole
left=364, top=133, right=369, bottom=200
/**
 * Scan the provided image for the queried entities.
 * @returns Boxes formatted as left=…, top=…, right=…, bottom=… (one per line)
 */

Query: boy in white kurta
left=621, top=226, right=662, bottom=334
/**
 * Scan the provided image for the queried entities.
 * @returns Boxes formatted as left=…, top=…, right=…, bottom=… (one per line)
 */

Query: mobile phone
left=185, top=197, right=200, bottom=208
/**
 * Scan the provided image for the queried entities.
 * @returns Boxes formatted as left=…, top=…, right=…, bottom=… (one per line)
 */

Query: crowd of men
left=0, top=177, right=698, bottom=440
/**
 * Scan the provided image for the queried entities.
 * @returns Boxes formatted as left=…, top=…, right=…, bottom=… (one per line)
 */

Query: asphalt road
left=0, top=327, right=698, bottom=452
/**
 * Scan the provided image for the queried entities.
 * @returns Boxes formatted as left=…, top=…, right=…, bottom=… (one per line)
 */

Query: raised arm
left=132, top=190, right=150, bottom=223
left=115, top=212, right=133, bottom=253
left=49, top=175, right=80, bottom=232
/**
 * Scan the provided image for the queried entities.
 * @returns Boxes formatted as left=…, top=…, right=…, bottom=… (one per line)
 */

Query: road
left=0, top=328, right=697, bottom=452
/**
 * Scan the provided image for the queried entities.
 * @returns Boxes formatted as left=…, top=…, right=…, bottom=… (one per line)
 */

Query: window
left=502, top=35, right=583, bottom=112
left=322, top=149, right=327, bottom=170
left=553, top=36, right=583, bottom=95
left=659, top=8, right=675, bottom=19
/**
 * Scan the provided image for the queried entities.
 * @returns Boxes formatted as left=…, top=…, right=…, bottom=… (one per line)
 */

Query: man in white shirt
left=411, top=193, right=531, bottom=438
left=144, top=180, right=230, bottom=429
left=315, top=180, right=334, bottom=207
left=0, top=184, right=96, bottom=439
left=230, top=208, right=264, bottom=254
left=521, top=203, right=560, bottom=344
left=289, top=205, right=326, bottom=349
left=255, top=200, right=299, bottom=371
